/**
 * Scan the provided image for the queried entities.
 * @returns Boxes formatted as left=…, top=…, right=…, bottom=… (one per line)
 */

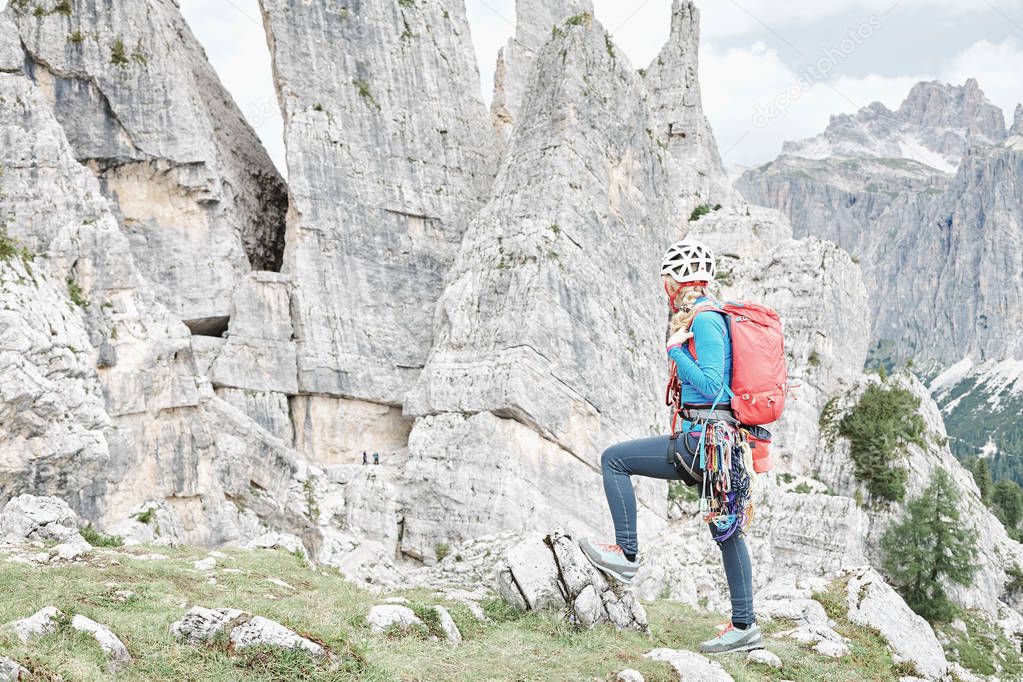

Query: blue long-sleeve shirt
left=667, top=296, right=733, bottom=406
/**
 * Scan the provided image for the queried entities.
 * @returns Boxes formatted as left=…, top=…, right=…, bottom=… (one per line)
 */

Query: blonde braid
left=669, top=287, right=705, bottom=334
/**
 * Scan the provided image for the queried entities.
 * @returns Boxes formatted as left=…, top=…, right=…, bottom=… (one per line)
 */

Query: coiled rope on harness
left=666, top=361, right=755, bottom=543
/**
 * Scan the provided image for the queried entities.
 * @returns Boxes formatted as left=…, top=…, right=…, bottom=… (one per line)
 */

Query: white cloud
left=941, top=38, right=1023, bottom=119
left=696, top=0, right=1022, bottom=39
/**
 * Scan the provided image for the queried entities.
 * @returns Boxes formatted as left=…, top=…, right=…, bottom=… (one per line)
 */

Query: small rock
left=747, top=649, right=782, bottom=668
left=71, top=615, right=131, bottom=662
left=382, top=596, right=409, bottom=604
left=230, top=616, right=325, bottom=657
left=645, top=649, right=734, bottom=681
left=171, top=606, right=246, bottom=645
left=193, top=557, right=216, bottom=571
left=266, top=578, right=294, bottom=590
left=6, top=606, right=62, bottom=643
left=0, top=655, right=23, bottom=682
left=245, top=533, right=311, bottom=564
left=813, top=639, right=850, bottom=658
left=616, top=669, right=645, bottom=682
left=367, top=605, right=423, bottom=634
left=432, top=605, right=461, bottom=645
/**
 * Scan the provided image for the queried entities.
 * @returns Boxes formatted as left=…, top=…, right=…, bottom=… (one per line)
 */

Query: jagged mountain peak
left=1011, top=103, right=1023, bottom=137
left=643, top=0, right=732, bottom=209
left=897, top=78, right=1004, bottom=140
left=490, top=0, right=593, bottom=146
left=781, top=78, right=1006, bottom=173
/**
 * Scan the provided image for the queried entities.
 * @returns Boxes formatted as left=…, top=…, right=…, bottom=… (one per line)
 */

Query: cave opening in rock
left=183, top=316, right=231, bottom=338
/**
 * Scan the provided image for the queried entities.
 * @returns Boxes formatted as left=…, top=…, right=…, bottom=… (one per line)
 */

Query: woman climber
left=580, top=238, right=762, bottom=654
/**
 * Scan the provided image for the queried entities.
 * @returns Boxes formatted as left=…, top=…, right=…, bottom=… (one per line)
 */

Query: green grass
left=935, top=609, right=1023, bottom=679
left=0, top=545, right=922, bottom=681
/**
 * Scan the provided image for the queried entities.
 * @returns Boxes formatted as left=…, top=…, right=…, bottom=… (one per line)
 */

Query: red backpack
left=687, top=301, right=788, bottom=426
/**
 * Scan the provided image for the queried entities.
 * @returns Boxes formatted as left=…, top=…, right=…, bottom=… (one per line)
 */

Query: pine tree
left=992, top=479, right=1023, bottom=540
left=972, top=457, right=993, bottom=504
left=881, top=469, right=978, bottom=621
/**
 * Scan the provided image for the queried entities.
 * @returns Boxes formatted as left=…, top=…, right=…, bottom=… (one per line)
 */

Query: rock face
left=401, top=12, right=675, bottom=555
left=258, top=0, right=495, bottom=405
left=8, top=0, right=288, bottom=321
left=490, top=0, right=592, bottom=147
left=845, top=567, right=949, bottom=680
left=643, top=1, right=732, bottom=213
left=0, top=56, right=323, bottom=549
left=496, top=530, right=649, bottom=632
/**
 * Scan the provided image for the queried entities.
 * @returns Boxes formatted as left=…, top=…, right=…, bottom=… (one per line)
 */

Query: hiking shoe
left=578, top=539, right=640, bottom=584
left=699, top=623, right=763, bottom=654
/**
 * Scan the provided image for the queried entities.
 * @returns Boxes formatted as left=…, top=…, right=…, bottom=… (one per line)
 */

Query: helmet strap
left=665, top=280, right=685, bottom=313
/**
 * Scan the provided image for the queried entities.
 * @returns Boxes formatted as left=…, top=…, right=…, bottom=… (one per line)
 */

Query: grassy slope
left=0, top=545, right=915, bottom=681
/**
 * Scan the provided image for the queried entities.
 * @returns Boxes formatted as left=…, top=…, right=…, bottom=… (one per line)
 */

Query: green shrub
left=67, top=277, right=89, bottom=307
left=838, top=382, right=925, bottom=502
left=565, top=13, right=587, bottom=26
left=434, top=543, right=451, bottom=562
left=689, top=203, right=712, bottom=222
left=110, top=36, right=128, bottom=67
left=0, top=228, right=34, bottom=271
left=79, top=524, right=123, bottom=547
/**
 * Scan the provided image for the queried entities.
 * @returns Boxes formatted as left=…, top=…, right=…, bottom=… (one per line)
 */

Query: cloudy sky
left=35, top=0, right=1023, bottom=175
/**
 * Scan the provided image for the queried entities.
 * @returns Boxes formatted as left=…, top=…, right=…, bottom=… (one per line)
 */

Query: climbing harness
left=665, top=365, right=756, bottom=543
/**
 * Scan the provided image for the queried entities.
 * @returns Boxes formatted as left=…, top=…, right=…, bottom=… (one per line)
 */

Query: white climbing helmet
left=661, top=239, right=716, bottom=283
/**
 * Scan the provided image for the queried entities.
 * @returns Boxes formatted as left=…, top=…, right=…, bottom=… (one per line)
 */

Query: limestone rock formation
left=0, top=57, right=325, bottom=550
left=258, top=0, right=495, bottom=405
left=845, top=567, right=949, bottom=679
left=643, top=1, right=732, bottom=212
left=496, top=530, right=649, bottom=632
left=172, top=606, right=331, bottom=659
left=490, top=0, right=592, bottom=147
left=401, top=12, right=675, bottom=555
left=7, top=0, right=288, bottom=321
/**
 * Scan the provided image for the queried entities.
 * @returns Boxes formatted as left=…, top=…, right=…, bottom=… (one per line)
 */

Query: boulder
left=5, top=606, right=62, bottom=643
left=171, top=606, right=327, bottom=658
left=366, top=605, right=424, bottom=635
left=497, top=530, right=648, bottom=633
left=845, top=567, right=949, bottom=680
left=432, top=606, right=462, bottom=645
left=644, top=649, right=734, bottom=681
left=0, top=495, right=84, bottom=546
left=70, top=615, right=131, bottom=663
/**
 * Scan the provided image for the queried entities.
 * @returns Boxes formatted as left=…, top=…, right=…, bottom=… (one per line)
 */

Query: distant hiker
left=373, top=452, right=379, bottom=465
left=362, top=451, right=368, bottom=466
left=581, top=239, right=786, bottom=655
